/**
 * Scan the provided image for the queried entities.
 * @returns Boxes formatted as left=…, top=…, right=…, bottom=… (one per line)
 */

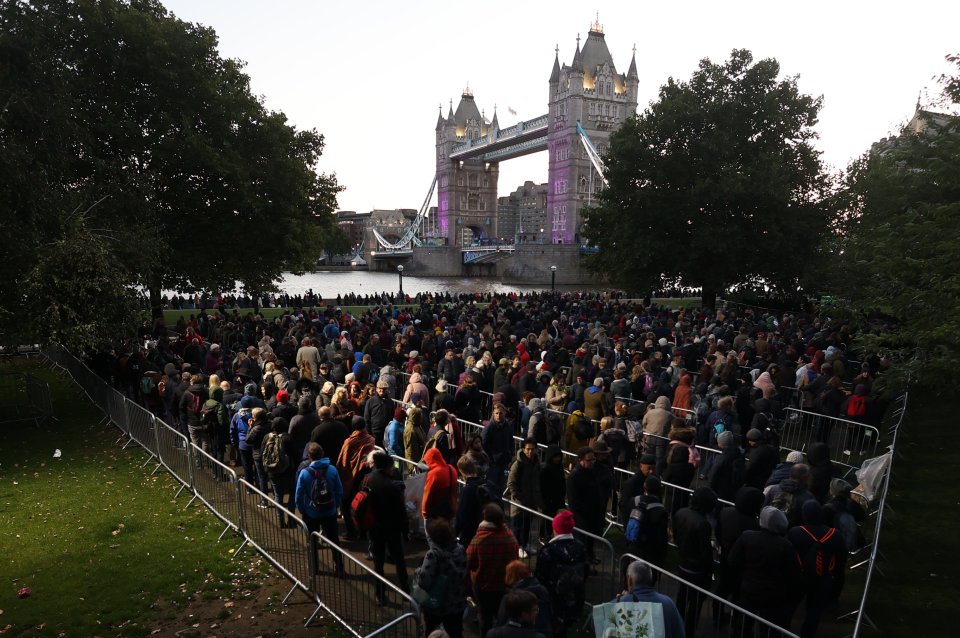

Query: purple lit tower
left=434, top=87, right=499, bottom=247
left=547, top=20, right=638, bottom=244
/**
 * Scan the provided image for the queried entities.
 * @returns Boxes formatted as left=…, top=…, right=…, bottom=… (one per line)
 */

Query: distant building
left=336, top=210, right=371, bottom=249
left=497, top=181, right=549, bottom=243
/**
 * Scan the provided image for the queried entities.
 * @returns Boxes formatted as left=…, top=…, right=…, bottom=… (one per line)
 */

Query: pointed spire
left=550, top=44, right=561, bottom=83
left=916, top=90, right=922, bottom=112
left=627, top=44, right=638, bottom=80
left=571, top=34, right=583, bottom=72
left=436, top=103, right=444, bottom=130
left=447, top=98, right=454, bottom=119
left=491, top=104, right=499, bottom=130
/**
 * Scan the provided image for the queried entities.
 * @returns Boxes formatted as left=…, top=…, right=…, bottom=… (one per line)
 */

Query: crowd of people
left=91, top=290, right=890, bottom=638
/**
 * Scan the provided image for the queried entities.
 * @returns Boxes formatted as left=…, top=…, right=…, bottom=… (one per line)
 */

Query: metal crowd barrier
left=40, top=345, right=421, bottom=637
left=781, top=407, right=880, bottom=473
left=617, top=554, right=802, bottom=638
left=0, top=371, right=53, bottom=426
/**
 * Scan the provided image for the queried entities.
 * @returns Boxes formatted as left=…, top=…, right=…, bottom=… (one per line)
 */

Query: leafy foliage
left=835, top=54, right=960, bottom=389
left=0, top=0, right=345, bottom=350
left=582, top=49, right=833, bottom=306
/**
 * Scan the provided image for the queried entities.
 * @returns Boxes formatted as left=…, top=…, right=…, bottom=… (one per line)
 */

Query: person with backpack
left=822, top=479, right=866, bottom=608
left=787, top=500, right=847, bottom=638
left=534, top=510, right=588, bottom=638
left=714, top=486, right=763, bottom=626
left=764, top=463, right=816, bottom=528
left=262, top=416, right=295, bottom=527
left=180, top=374, right=210, bottom=457
left=245, top=407, right=271, bottom=499
left=612, top=560, right=685, bottom=638
left=624, top=476, right=669, bottom=569
left=414, top=518, right=468, bottom=638
left=728, top=507, right=801, bottom=634
left=295, top=442, right=344, bottom=577
left=467, top=504, right=521, bottom=638
left=506, top=438, right=542, bottom=557
left=337, top=416, right=376, bottom=540
left=201, top=387, right=231, bottom=478
left=361, top=452, right=410, bottom=602
left=563, top=409, right=593, bottom=455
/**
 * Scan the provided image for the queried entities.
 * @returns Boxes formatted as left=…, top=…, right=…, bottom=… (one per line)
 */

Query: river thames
left=275, top=270, right=586, bottom=297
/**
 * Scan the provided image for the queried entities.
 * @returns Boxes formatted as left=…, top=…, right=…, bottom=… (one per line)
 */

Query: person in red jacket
left=422, top=447, right=458, bottom=520
left=467, top=504, right=520, bottom=638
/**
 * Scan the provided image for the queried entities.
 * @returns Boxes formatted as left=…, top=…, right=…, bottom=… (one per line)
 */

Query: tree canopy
left=834, top=54, right=960, bottom=390
left=0, top=0, right=345, bottom=352
left=582, top=49, right=833, bottom=307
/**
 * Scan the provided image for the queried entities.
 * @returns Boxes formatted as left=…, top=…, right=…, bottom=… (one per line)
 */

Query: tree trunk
left=701, top=285, right=718, bottom=310
left=149, top=284, right=163, bottom=320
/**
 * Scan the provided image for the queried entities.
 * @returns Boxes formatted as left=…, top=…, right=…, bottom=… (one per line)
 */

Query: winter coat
left=414, top=538, right=468, bottom=615
left=566, top=464, right=604, bottom=531
left=364, top=467, right=408, bottom=534
left=467, top=522, right=520, bottom=593
left=806, top=442, right=837, bottom=504
left=745, top=442, right=779, bottom=490
left=672, top=488, right=718, bottom=575
left=709, top=445, right=746, bottom=503
left=583, top=384, right=608, bottom=421
left=403, top=410, right=426, bottom=462
left=729, top=529, right=801, bottom=605
left=336, top=429, right=375, bottom=497
left=294, top=458, right=343, bottom=519
left=482, top=416, right=515, bottom=468
left=309, top=418, right=349, bottom=464
left=539, top=446, right=567, bottom=517
left=384, top=418, right=404, bottom=458
left=506, top=449, right=542, bottom=515
left=422, top=447, right=458, bottom=519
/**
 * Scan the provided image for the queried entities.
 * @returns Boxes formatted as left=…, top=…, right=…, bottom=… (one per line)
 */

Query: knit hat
left=759, top=506, right=789, bottom=535
left=786, top=450, right=805, bottom=463
left=746, top=428, right=763, bottom=441
left=239, top=395, right=254, bottom=409
left=244, top=383, right=258, bottom=396
left=276, top=390, right=290, bottom=403
left=436, top=379, right=448, bottom=393
left=393, top=407, right=406, bottom=421
left=717, top=430, right=736, bottom=448
left=639, top=454, right=657, bottom=466
left=552, top=510, right=575, bottom=535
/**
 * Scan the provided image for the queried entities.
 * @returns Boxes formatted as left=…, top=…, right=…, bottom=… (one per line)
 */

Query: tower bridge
left=367, top=20, right=637, bottom=280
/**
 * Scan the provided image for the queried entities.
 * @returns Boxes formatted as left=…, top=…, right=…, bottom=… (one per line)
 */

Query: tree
left=0, top=0, right=345, bottom=351
left=582, top=49, right=833, bottom=307
left=834, top=54, right=960, bottom=390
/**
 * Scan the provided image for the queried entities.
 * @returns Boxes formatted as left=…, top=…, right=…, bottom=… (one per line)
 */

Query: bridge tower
left=435, top=89, right=499, bottom=247
left=547, top=20, right=638, bottom=244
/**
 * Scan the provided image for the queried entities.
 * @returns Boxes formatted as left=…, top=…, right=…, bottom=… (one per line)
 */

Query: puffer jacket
left=414, top=537, right=468, bottom=615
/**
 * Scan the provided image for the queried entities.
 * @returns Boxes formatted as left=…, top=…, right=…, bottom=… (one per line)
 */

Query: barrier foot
left=281, top=582, right=299, bottom=605
left=218, top=523, right=234, bottom=542
left=174, top=483, right=187, bottom=499
left=231, top=536, right=249, bottom=557
left=121, top=436, right=139, bottom=450
left=184, top=493, right=199, bottom=510
left=602, top=521, right=616, bottom=537
left=149, top=461, right=163, bottom=476
left=304, top=602, right=325, bottom=627
left=140, top=453, right=157, bottom=468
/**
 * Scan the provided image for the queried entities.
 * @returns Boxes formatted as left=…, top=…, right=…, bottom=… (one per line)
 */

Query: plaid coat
left=466, top=522, right=519, bottom=592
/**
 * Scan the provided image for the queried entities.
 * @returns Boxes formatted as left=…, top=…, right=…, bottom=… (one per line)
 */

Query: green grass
left=0, top=361, right=239, bottom=637
left=865, top=390, right=960, bottom=632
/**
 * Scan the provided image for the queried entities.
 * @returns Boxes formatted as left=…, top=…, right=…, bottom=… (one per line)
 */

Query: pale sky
left=162, top=0, right=959, bottom=214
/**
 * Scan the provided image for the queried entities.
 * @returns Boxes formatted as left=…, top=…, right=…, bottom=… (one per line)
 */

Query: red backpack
left=351, top=479, right=375, bottom=531
left=847, top=394, right=867, bottom=418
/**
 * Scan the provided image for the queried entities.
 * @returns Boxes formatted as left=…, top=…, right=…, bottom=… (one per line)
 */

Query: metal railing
left=41, top=345, right=421, bottom=637
left=780, top=408, right=880, bottom=474
left=0, top=371, right=53, bottom=426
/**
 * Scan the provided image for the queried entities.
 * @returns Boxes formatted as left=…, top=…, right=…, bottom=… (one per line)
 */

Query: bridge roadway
left=449, top=113, right=549, bottom=163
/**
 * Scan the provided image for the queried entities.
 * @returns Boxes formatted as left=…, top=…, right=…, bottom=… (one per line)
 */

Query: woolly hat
left=759, top=506, right=789, bottom=535
left=746, top=428, right=763, bottom=441
left=786, top=450, right=805, bottom=463
left=552, top=510, right=575, bottom=535
left=717, top=430, right=736, bottom=448
left=239, top=395, right=255, bottom=409
left=276, top=390, right=290, bottom=403
left=393, top=407, right=406, bottom=421
left=244, top=383, right=258, bottom=396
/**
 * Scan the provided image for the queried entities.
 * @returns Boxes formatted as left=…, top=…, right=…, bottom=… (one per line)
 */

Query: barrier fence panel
left=186, top=444, right=242, bottom=539
left=617, top=554, right=802, bottom=638
left=155, top=419, right=194, bottom=496
left=781, top=408, right=880, bottom=472
left=24, top=373, right=54, bottom=424
left=309, top=531, right=422, bottom=637
left=124, top=400, right=160, bottom=459
left=0, top=372, right=52, bottom=426
left=234, top=479, right=316, bottom=612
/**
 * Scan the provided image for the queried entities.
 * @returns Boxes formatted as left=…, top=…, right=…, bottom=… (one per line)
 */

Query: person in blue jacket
left=295, top=442, right=344, bottom=577
left=614, top=560, right=686, bottom=638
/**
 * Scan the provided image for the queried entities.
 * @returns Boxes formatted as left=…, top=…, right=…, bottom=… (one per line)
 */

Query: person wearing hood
left=181, top=374, right=210, bottom=456
left=764, top=463, right=816, bottom=528
left=672, top=486, right=718, bottom=637
left=535, top=510, right=588, bottom=638
left=728, top=506, right=801, bottom=632
left=618, top=453, right=658, bottom=525
left=422, top=447, right=459, bottom=520
left=744, top=428, right=779, bottom=490
left=230, top=395, right=257, bottom=484
left=766, top=450, right=805, bottom=487
left=715, top=486, right=764, bottom=617
left=642, top=395, right=673, bottom=475
left=583, top=376, right=609, bottom=422
left=539, top=445, right=567, bottom=524
left=287, top=396, right=319, bottom=464
left=402, top=371, right=430, bottom=405
left=672, top=373, right=694, bottom=413
left=805, top=442, right=837, bottom=504
left=708, top=431, right=746, bottom=503
left=203, top=386, right=231, bottom=478
left=415, top=518, right=468, bottom=637
left=263, top=416, right=296, bottom=527
left=625, top=476, right=669, bottom=569
left=787, top=500, right=847, bottom=638
left=525, top=397, right=549, bottom=444
left=507, top=437, right=542, bottom=556
left=295, top=442, right=345, bottom=577
left=336, top=416, right=376, bottom=539
left=384, top=406, right=406, bottom=458
left=467, top=504, right=520, bottom=638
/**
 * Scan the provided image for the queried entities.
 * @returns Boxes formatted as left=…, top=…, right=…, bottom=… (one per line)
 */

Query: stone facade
left=496, top=181, right=549, bottom=244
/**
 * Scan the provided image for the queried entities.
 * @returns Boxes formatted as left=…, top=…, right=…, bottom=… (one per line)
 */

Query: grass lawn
left=864, top=390, right=960, bottom=632
left=0, top=360, right=243, bottom=637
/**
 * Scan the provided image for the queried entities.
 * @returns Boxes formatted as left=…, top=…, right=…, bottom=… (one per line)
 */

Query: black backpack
left=574, top=414, right=593, bottom=441
left=310, top=465, right=334, bottom=511
left=545, top=412, right=563, bottom=445
left=799, top=526, right=839, bottom=578
left=199, top=402, right=219, bottom=434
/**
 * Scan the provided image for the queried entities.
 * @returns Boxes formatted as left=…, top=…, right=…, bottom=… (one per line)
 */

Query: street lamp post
left=397, top=264, right=404, bottom=299
left=550, top=265, right=557, bottom=293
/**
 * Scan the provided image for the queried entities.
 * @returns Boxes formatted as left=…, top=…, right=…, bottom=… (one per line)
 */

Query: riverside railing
left=40, top=345, right=421, bottom=637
